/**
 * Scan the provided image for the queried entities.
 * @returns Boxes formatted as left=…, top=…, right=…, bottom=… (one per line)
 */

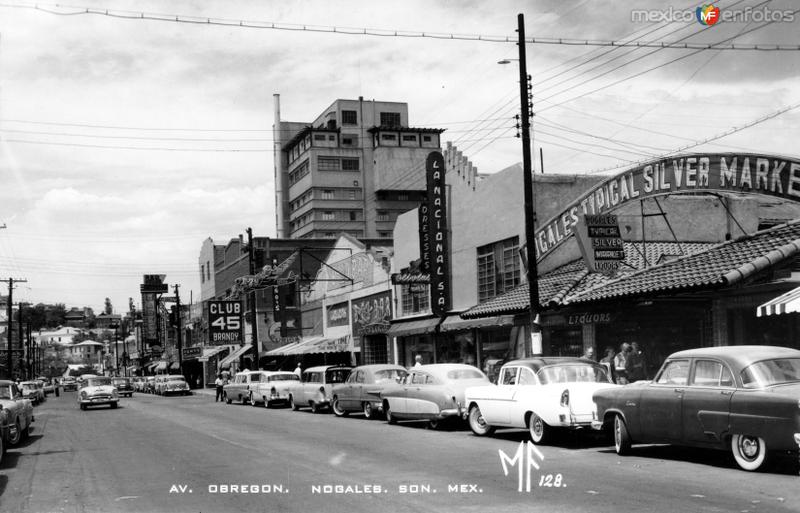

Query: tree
left=104, top=298, right=113, bottom=315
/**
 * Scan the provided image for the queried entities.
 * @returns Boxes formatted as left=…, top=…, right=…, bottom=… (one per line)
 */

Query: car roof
left=667, top=345, right=800, bottom=367
left=351, top=364, right=407, bottom=373
left=304, top=365, right=352, bottom=373
left=503, top=357, right=597, bottom=370
left=417, top=363, right=486, bottom=378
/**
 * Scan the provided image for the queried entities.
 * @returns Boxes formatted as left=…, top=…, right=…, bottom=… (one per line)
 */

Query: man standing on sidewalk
left=214, top=373, right=224, bottom=402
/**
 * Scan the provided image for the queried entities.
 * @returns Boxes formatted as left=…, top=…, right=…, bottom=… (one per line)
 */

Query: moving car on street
left=20, top=381, right=46, bottom=405
left=247, top=371, right=300, bottom=407
left=465, top=357, right=617, bottom=443
left=332, top=364, right=408, bottom=419
left=111, top=377, right=135, bottom=397
left=288, top=365, right=352, bottom=413
left=380, top=364, right=490, bottom=429
left=61, top=376, right=78, bottom=392
left=0, top=380, right=34, bottom=445
left=78, top=376, right=119, bottom=410
left=593, top=345, right=800, bottom=471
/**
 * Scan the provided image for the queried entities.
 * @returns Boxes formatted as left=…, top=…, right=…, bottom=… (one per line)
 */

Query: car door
left=638, top=359, right=690, bottom=442
left=480, top=366, right=519, bottom=425
left=386, top=372, right=413, bottom=415
left=682, top=359, right=734, bottom=444
left=340, top=370, right=360, bottom=409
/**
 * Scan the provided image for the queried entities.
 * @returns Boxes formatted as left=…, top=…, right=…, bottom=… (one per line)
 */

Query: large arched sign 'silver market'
left=535, top=153, right=800, bottom=261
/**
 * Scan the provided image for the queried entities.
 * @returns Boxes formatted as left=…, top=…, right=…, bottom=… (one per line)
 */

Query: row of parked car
left=130, top=375, right=191, bottom=396
left=0, top=380, right=37, bottom=465
left=222, top=345, right=800, bottom=472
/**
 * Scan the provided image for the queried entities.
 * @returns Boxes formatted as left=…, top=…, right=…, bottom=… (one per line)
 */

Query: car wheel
left=332, top=397, right=348, bottom=417
left=468, top=405, right=495, bottom=436
left=363, top=402, right=374, bottom=419
left=528, top=413, right=550, bottom=444
left=428, top=419, right=442, bottom=430
left=8, top=420, right=21, bottom=446
left=224, top=393, right=232, bottom=405
left=614, top=414, right=632, bottom=455
left=384, top=401, right=396, bottom=425
left=731, top=434, right=768, bottom=471
left=289, top=395, right=299, bottom=411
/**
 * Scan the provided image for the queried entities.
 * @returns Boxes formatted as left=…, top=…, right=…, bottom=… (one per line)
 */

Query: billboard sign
left=573, top=214, right=625, bottom=274
left=426, top=151, right=450, bottom=315
left=207, top=301, right=244, bottom=345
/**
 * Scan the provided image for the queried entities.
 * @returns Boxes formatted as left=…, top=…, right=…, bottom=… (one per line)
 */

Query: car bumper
left=269, top=393, right=290, bottom=403
left=80, top=398, right=118, bottom=405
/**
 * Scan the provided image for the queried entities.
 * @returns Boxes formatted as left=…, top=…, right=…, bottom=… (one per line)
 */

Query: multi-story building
left=273, top=96, right=445, bottom=240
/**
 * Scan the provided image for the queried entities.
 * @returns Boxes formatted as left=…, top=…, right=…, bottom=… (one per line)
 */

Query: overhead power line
left=1, top=2, right=797, bottom=50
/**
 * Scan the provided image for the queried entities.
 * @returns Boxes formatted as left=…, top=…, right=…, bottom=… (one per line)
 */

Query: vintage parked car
left=111, top=377, right=135, bottom=397
left=0, top=380, right=34, bottom=445
left=247, top=371, right=300, bottom=407
left=380, top=364, right=490, bottom=429
left=37, top=378, right=55, bottom=395
left=288, top=365, right=352, bottom=413
left=465, top=357, right=617, bottom=443
left=332, top=364, right=408, bottom=419
left=20, top=381, right=46, bottom=405
left=61, top=376, right=78, bottom=392
left=78, top=376, right=119, bottom=410
left=131, top=377, right=145, bottom=392
left=593, top=345, right=800, bottom=471
left=144, top=376, right=157, bottom=394
left=156, top=375, right=190, bottom=396
left=223, top=370, right=268, bottom=405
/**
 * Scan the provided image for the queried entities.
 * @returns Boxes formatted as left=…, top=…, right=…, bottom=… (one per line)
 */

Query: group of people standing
left=592, top=342, right=648, bottom=384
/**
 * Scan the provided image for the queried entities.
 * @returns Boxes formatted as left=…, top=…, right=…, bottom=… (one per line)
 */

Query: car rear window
left=446, top=368, right=485, bottom=380
left=741, top=358, right=800, bottom=388
left=268, top=374, right=299, bottom=381
left=374, top=369, right=407, bottom=383
left=537, top=363, right=611, bottom=384
left=326, top=369, right=350, bottom=383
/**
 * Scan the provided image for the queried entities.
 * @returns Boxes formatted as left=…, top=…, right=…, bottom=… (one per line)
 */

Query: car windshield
left=445, top=368, right=486, bottom=380
left=537, top=363, right=611, bottom=384
left=168, top=376, right=186, bottom=382
left=268, top=374, right=298, bottom=381
left=325, top=369, right=350, bottom=384
left=112, top=378, right=129, bottom=384
left=0, top=385, right=11, bottom=399
left=741, top=358, right=800, bottom=388
left=374, top=369, right=408, bottom=383
left=86, top=377, right=112, bottom=387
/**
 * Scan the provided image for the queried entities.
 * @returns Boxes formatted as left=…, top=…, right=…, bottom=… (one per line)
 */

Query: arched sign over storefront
left=535, top=153, right=800, bottom=262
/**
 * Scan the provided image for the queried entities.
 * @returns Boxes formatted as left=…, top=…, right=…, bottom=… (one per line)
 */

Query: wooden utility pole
left=1, top=278, right=27, bottom=379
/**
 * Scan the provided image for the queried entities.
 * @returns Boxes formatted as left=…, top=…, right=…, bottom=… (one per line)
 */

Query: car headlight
left=80, top=391, right=88, bottom=398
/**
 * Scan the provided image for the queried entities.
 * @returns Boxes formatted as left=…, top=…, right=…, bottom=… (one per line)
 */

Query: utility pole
left=516, top=13, right=541, bottom=355
left=174, top=284, right=182, bottom=371
left=17, top=302, right=24, bottom=378
left=2, top=278, right=26, bottom=379
left=246, top=227, right=259, bottom=371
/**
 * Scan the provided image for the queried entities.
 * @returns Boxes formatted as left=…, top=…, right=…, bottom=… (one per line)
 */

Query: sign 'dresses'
left=573, top=214, right=625, bottom=274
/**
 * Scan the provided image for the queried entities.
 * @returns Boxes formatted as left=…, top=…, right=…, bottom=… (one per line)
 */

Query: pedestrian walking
left=413, top=355, right=423, bottom=368
left=614, top=343, right=630, bottom=385
left=214, top=373, right=224, bottom=402
left=599, top=346, right=616, bottom=383
left=294, top=363, right=302, bottom=377
left=625, top=342, right=648, bottom=382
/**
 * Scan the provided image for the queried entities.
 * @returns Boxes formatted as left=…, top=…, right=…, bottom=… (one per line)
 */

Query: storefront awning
left=266, top=336, right=355, bottom=356
left=219, top=345, right=252, bottom=368
left=386, top=316, right=441, bottom=337
left=198, top=346, right=229, bottom=362
left=440, top=314, right=516, bottom=332
left=757, top=286, right=800, bottom=317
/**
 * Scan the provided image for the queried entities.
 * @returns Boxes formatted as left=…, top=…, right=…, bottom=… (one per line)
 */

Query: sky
left=0, top=0, right=797, bottom=313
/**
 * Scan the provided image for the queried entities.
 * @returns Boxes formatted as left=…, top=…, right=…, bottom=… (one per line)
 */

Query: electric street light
left=500, top=13, right=541, bottom=356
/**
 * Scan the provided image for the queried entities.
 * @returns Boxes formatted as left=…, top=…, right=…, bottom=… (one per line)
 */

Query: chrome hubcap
left=741, top=437, right=759, bottom=459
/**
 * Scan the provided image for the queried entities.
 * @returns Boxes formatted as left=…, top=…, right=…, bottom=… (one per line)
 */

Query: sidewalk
left=192, top=387, right=216, bottom=397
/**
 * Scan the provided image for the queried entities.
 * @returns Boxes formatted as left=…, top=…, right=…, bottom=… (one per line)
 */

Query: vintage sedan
left=465, top=357, right=617, bottom=443
left=332, top=364, right=408, bottom=419
left=593, top=345, right=800, bottom=471
left=0, top=380, right=34, bottom=445
left=248, top=371, right=300, bottom=407
left=288, top=365, right=352, bottom=413
left=78, top=376, right=119, bottom=410
left=158, top=375, right=191, bottom=396
left=224, top=370, right=269, bottom=405
left=380, top=364, right=490, bottom=429
left=111, top=377, right=135, bottom=397
left=144, top=376, right=157, bottom=394
left=19, top=381, right=46, bottom=405
left=61, top=376, right=78, bottom=392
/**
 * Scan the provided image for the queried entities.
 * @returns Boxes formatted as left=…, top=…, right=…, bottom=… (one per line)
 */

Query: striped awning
left=757, top=286, right=800, bottom=317
left=219, top=344, right=252, bottom=368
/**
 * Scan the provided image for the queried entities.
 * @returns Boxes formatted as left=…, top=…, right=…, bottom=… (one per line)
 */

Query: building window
left=314, top=134, right=326, bottom=141
left=348, top=189, right=357, bottom=200
left=376, top=210, right=390, bottom=222
left=206, top=261, right=211, bottom=281
left=341, top=158, right=360, bottom=171
left=402, top=284, right=429, bottom=314
left=477, top=237, right=521, bottom=303
left=402, top=134, right=417, bottom=142
left=200, top=264, right=205, bottom=283
left=423, top=135, right=432, bottom=142
left=349, top=211, right=357, bottom=221
left=342, top=135, right=358, bottom=147
left=322, top=211, right=334, bottom=221
left=318, top=157, right=339, bottom=171
left=380, top=112, right=401, bottom=127
left=398, top=193, right=409, bottom=201
left=379, top=231, right=391, bottom=238
left=381, top=133, right=397, bottom=142
left=328, top=135, right=336, bottom=141
left=342, top=110, right=357, bottom=125
left=322, top=189, right=334, bottom=200
left=289, top=160, right=310, bottom=185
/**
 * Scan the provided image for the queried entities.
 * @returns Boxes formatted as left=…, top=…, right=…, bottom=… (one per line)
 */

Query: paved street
left=1, top=389, right=797, bottom=513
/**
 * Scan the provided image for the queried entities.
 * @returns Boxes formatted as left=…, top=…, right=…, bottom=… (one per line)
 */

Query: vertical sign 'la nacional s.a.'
left=426, top=151, right=450, bottom=315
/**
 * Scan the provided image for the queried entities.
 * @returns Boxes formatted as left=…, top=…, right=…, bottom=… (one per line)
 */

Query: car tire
left=332, top=397, right=348, bottom=417
left=289, top=395, right=299, bottom=411
left=384, top=401, right=396, bottom=425
left=731, top=434, right=768, bottom=471
left=614, top=414, right=632, bottom=455
left=528, top=413, right=550, bottom=444
left=224, top=393, right=232, bottom=405
left=8, top=420, right=21, bottom=446
left=468, top=405, right=495, bottom=436
left=428, top=419, right=442, bottom=430
left=363, top=402, right=374, bottom=419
